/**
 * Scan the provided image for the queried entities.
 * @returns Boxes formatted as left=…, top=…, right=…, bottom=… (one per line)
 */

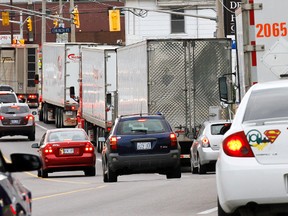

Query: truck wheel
left=39, top=109, right=43, bottom=121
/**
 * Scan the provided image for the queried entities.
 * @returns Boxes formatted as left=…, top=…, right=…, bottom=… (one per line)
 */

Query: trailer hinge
left=244, top=44, right=265, bottom=52
left=241, top=3, right=262, bottom=11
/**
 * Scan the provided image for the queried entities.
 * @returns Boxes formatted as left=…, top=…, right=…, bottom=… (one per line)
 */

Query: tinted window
left=0, top=94, right=17, bottom=103
left=211, top=123, right=231, bottom=135
left=243, top=87, right=288, bottom=122
left=0, top=86, right=13, bottom=92
left=117, top=118, right=170, bottom=135
left=0, top=105, right=29, bottom=114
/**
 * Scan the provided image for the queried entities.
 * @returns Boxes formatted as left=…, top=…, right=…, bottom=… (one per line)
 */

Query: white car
left=190, top=120, right=231, bottom=174
left=216, top=80, right=288, bottom=215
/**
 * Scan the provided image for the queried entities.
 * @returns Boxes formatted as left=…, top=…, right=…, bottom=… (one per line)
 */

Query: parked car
left=101, top=113, right=181, bottom=183
left=31, top=128, right=96, bottom=178
left=190, top=120, right=231, bottom=174
left=0, top=149, right=41, bottom=216
left=217, top=80, right=288, bottom=215
left=0, top=103, right=36, bottom=141
left=0, top=91, right=19, bottom=103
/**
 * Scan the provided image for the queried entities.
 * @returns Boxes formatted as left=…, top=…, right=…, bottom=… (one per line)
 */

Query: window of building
left=171, top=9, right=185, bottom=33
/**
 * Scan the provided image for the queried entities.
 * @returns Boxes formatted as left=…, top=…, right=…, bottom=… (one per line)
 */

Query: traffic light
left=2, top=11, right=10, bottom=26
left=71, top=7, right=80, bottom=28
left=27, top=17, right=32, bottom=32
left=53, top=19, right=58, bottom=28
left=109, top=10, right=121, bottom=32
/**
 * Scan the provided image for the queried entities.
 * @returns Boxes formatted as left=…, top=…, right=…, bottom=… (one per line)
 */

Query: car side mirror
left=218, top=77, right=235, bottom=104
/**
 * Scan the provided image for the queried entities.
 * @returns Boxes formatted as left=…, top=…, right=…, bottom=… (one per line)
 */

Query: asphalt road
left=0, top=115, right=218, bottom=216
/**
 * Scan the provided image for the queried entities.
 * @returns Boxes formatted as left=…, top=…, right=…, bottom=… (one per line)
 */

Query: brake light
left=223, top=131, right=254, bottom=157
left=25, top=114, right=34, bottom=121
left=0, top=116, right=4, bottom=121
left=110, top=136, right=117, bottom=150
left=170, top=133, right=177, bottom=147
left=138, top=119, right=147, bottom=122
left=9, top=204, right=17, bottom=215
left=28, top=94, right=37, bottom=99
left=85, top=143, right=94, bottom=152
left=44, top=144, right=53, bottom=154
left=39, top=95, right=42, bottom=103
left=107, top=127, right=111, bottom=133
left=71, top=106, right=76, bottom=111
left=201, top=136, right=210, bottom=147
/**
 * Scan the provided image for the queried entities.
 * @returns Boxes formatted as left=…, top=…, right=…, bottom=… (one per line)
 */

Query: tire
left=39, top=108, right=43, bottom=122
left=191, top=158, right=198, bottom=174
left=107, top=166, right=117, bottom=182
left=42, top=169, right=48, bottom=178
left=37, top=169, right=42, bottom=177
left=84, top=167, right=96, bottom=176
left=28, top=132, right=35, bottom=141
left=59, top=109, right=64, bottom=128
left=166, top=165, right=181, bottom=179
left=197, top=154, right=206, bottom=174
left=218, top=198, right=239, bottom=216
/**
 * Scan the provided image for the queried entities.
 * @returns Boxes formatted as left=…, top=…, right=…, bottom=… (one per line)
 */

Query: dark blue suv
left=101, top=114, right=181, bottom=182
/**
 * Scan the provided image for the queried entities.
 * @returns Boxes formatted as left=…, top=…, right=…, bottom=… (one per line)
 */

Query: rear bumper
left=0, top=125, right=34, bottom=136
left=198, top=147, right=219, bottom=165
left=107, top=150, right=180, bottom=174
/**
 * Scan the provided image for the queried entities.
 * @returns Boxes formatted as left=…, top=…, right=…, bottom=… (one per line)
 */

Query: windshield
left=243, top=87, right=288, bottom=122
left=0, top=105, right=29, bottom=114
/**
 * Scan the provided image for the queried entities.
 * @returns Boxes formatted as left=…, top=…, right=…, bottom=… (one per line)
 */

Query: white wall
left=124, top=0, right=217, bottom=45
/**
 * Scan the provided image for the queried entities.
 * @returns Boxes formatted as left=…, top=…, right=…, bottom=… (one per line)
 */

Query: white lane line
left=197, top=207, right=217, bottom=214
left=36, top=123, right=48, bottom=131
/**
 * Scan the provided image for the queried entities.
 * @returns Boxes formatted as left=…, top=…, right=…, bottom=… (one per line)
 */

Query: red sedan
left=31, top=128, right=96, bottom=178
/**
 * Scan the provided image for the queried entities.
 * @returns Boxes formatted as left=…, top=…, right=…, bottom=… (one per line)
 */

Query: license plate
left=65, top=111, right=73, bottom=115
left=137, top=142, right=151, bottom=150
left=11, top=120, right=19, bottom=124
left=62, top=148, right=74, bottom=154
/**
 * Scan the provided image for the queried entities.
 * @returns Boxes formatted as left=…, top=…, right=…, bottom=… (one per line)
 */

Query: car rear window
left=243, top=87, right=288, bottom=122
left=117, top=118, right=170, bottom=135
left=211, top=123, right=231, bottom=135
left=48, top=131, right=88, bottom=142
left=0, top=105, right=29, bottom=114
left=0, top=94, right=17, bottom=103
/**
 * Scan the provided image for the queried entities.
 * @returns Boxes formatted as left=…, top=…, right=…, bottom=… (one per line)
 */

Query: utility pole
left=216, top=0, right=225, bottom=38
left=10, top=0, right=13, bottom=44
left=41, top=0, right=46, bottom=46
left=70, top=0, right=75, bottom=42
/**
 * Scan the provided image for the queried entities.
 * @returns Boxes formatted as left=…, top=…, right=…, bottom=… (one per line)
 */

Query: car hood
left=243, top=121, right=288, bottom=164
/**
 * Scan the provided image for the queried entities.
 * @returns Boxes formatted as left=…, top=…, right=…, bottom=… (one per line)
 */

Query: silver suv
left=0, top=91, right=19, bottom=103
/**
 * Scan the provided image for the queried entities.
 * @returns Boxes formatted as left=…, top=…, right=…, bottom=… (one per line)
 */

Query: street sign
left=51, top=27, right=71, bottom=34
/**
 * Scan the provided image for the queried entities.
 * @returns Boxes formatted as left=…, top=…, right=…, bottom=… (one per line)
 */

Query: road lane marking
left=197, top=207, right=217, bottom=214
left=35, top=123, right=48, bottom=131
left=32, top=185, right=107, bottom=201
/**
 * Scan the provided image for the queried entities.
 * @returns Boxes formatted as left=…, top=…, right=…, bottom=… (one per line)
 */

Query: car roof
left=0, top=91, right=15, bottom=94
left=250, top=79, right=288, bottom=91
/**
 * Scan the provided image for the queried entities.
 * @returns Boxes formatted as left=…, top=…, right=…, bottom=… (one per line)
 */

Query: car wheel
left=166, top=165, right=181, bottom=179
left=107, top=166, right=117, bottom=182
left=84, top=167, right=96, bottom=176
left=190, top=156, right=198, bottom=174
left=28, top=132, right=35, bottom=141
left=197, top=154, right=206, bottom=174
left=37, top=169, right=42, bottom=177
left=218, top=198, right=239, bottom=216
left=42, top=169, right=48, bottom=178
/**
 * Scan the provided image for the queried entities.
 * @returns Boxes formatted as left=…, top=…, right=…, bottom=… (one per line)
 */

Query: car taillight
left=170, top=133, right=177, bottom=147
left=25, top=114, right=34, bottom=121
left=201, top=136, right=210, bottom=147
left=9, top=204, right=17, bottom=215
left=44, top=144, right=53, bottom=154
left=85, top=143, right=94, bottom=152
left=223, top=131, right=254, bottom=157
left=28, top=94, right=37, bottom=99
left=110, top=136, right=117, bottom=150
left=0, top=116, right=4, bottom=121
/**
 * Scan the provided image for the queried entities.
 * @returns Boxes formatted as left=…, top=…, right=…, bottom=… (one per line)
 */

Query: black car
left=0, top=150, right=41, bottom=215
left=0, top=103, right=36, bottom=141
left=101, top=113, right=181, bottom=182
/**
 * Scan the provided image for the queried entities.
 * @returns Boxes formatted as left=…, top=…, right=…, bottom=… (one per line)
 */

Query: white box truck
left=39, top=43, right=97, bottom=127
left=117, top=39, right=232, bottom=164
left=235, top=0, right=288, bottom=98
left=76, top=45, right=119, bottom=152
left=0, top=44, right=39, bottom=107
